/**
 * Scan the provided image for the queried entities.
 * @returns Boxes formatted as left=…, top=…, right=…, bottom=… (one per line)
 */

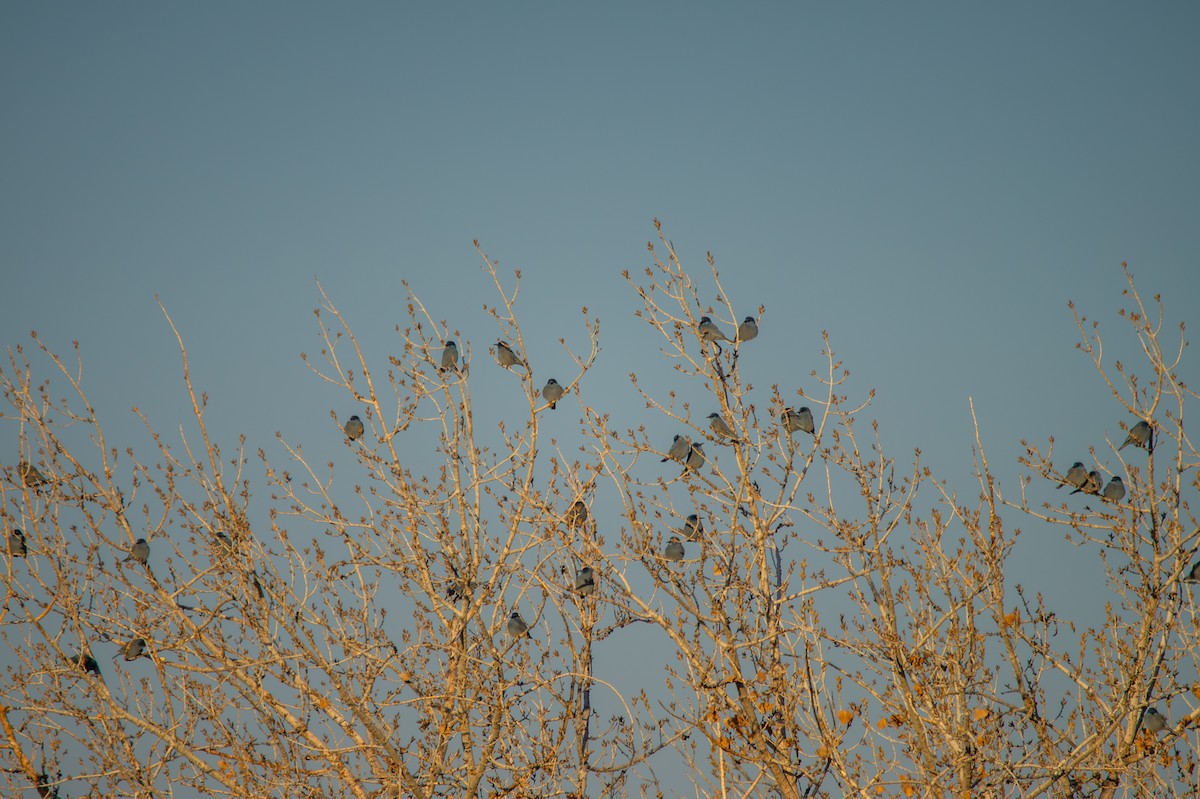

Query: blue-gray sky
left=3, top=0, right=1199, bottom=771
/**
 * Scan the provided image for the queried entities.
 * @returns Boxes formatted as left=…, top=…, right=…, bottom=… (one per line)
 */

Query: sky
left=2, top=1, right=1199, bottom=791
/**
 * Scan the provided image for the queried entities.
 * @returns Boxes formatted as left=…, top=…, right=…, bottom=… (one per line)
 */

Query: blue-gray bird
left=1184, top=560, right=1200, bottom=582
left=1101, top=476, right=1125, bottom=502
left=565, top=500, right=589, bottom=530
left=707, top=413, right=741, bottom=442
left=662, top=434, right=691, bottom=463
left=248, top=570, right=265, bottom=599
left=684, top=443, right=706, bottom=471
left=1119, top=420, right=1152, bottom=452
left=542, top=379, right=565, bottom=410
left=20, top=461, right=48, bottom=488
left=1071, top=471, right=1102, bottom=495
left=72, top=651, right=101, bottom=676
left=126, top=538, right=150, bottom=565
left=737, top=316, right=758, bottom=342
left=440, top=340, right=459, bottom=371
left=574, top=567, right=596, bottom=597
left=1058, top=462, right=1087, bottom=490
left=344, top=415, right=364, bottom=441
left=507, top=611, right=532, bottom=639
left=682, top=514, right=703, bottom=540
left=495, top=341, right=525, bottom=370
left=214, top=531, right=234, bottom=556
left=8, top=528, right=27, bottom=558
left=664, top=536, right=685, bottom=562
left=1143, top=707, right=1166, bottom=733
left=697, top=316, right=731, bottom=343
left=123, top=638, right=148, bottom=661
left=782, top=407, right=815, bottom=436
left=447, top=577, right=477, bottom=601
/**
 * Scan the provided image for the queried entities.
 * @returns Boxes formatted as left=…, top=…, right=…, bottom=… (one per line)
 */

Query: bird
left=1183, top=560, right=1200, bottom=582
left=697, top=316, right=731, bottom=343
left=1119, top=420, right=1152, bottom=452
left=682, top=514, right=703, bottom=540
left=446, top=578, right=477, bottom=601
left=1143, top=707, right=1166, bottom=733
left=542, top=379, right=565, bottom=410
left=122, top=638, right=148, bottom=661
left=737, top=316, right=759, bottom=342
left=1101, top=476, right=1125, bottom=503
left=126, top=538, right=150, bottom=565
left=71, top=651, right=101, bottom=676
left=684, top=443, right=706, bottom=471
left=1058, top=462, right=1087, bottom=490
left=574, top=567, right=596, bottom=597
left=507, top=611, right=532, bottom=639
left=662, top=434, right=691, bottom=463
left=1070, top=471, right=1102, bottom=495
left=20, top=461, right=48, bottom=488
left=8, top=529, right=27, bottom=558
left=565, top=499, right=589, bottom=530
left=214, top=531, right=234, bottom=556
left=664, top=536, right=685, bottom=562
left=249, top=570, right=265, bottom=600
left=707, top=413, right=741, bottom=442
left=344, top=415, right=364, bottom=441
left=782, top=407, right=815, bottom=436
left=440, top=340, right=459, bottom=371
left=495, top=341, right=525, bottom=370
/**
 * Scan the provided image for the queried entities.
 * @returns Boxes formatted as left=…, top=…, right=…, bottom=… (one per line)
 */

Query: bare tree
left=2, top=227, right=1195, bottom=799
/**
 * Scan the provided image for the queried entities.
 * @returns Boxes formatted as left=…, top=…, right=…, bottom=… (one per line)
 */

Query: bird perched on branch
left=684, top=443, right=705, bottom=472
left=707, top=413, right=741, bottom=442
left=507, top=611, right=532, bottom=640
left=782, top=407, right=815, bottom=436
left=565, top=500, right=589, bottom=530
left=1183, top=560, right=1200, bottom=582
left=1058, top=462, right=1087, bottom=490
left=682, top=514, right=703, bottom=540
left=495, top=341, right=525, bottom=370
left=344, top=415, right=364, bottom=441
left=542, top=379, right=564, bottom=410
left=8, top=528, right=27, bottom=558
left=697, top=316, right=731, bottom=343
left=1119, top=419, right=1152, bottom=452
left=126, top=538, right=150, bottom=565
left=122, top=638, right=148, bottom=661
left=662, top=435, right=691, bottom=463
left=20, top=461, right=49, bottom=488
left=1143, top=707, right=1166, bottom=733
left=574, top=567, right=596, bottom=597
left=71, top=651, right=101, bottom=676
left=1070, top=471, right=1102, bottom=496
left=664, top=536, right=685, bottom=562
left=214, top=531, right=235, bottom=556
left=1101, top=476, right=1125, bottom=503
left=737, top=316, right=758, bottom=342
left=440, top=340, right=459, bottom=371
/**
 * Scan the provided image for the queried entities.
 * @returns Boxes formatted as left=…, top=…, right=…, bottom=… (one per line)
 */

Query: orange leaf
left=973, top=707, right=989, bottom=721
left=877, top=718, right=888, bottom=729
left=837, top=709, right=855, bottom=725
